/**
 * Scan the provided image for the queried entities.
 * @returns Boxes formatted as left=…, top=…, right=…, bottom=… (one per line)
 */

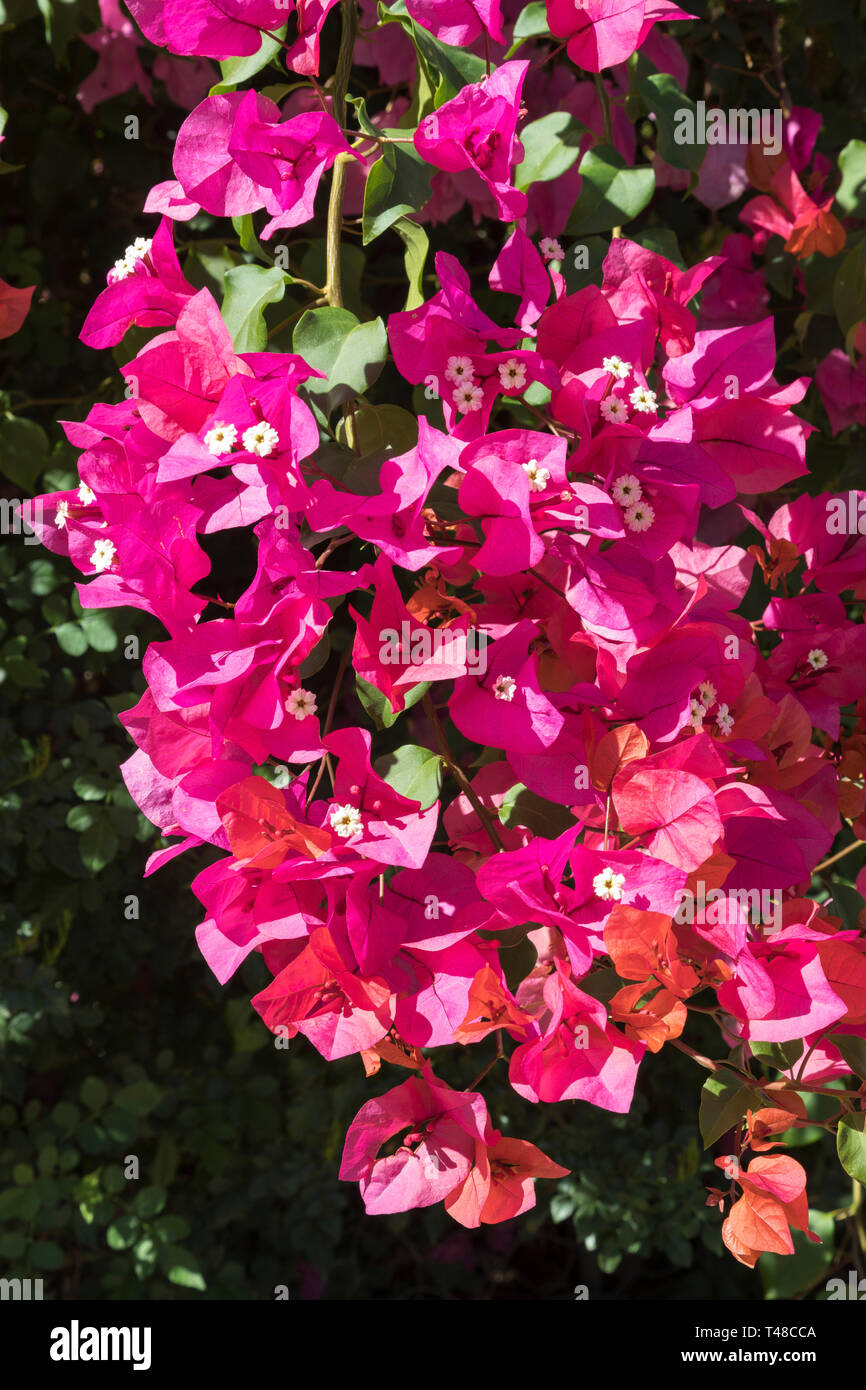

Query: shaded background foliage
left=0, top=0, right=863, bottom=1299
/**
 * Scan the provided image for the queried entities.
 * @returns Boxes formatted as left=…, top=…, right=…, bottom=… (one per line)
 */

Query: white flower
left=77, top=482, right=97, bottom=506
left=204, top=422, right=238, bottom=456
left=698, top=680, right=717, bottom=709
left=89, top=538, right=116, bottom=572
left=612, top=473, right=642, bottom=506
left=241, top=422, right=280, bottom=457
left=603, top=355, right=632, bottom=379
left=689, top=697, right=705, bottom=729
left=329, top=803, right=363, bottom=839
left=55, top=500, right=69, bottom=529
left=445, top=354, right=475, bottom=385
left=286, top=688, right=317, bottom=721
left=493, top=675, right=517, bottom=702
left=624, top=501, right=655, bottom=533
left=498, top=358, right=527, bottom=392
left=109, top=238, right=152, bottom=281
left=540, top=237, right=564, bottom=262
left=522, top=458, right=550, bottom=492
left=593, top=866, right=626, bottom=902
left=716, top=703, right=734, bottom=737
left=629, top=384, right=658, bottom=414
left=807, top=647, right=829, bottom=671
left=600, top=396, right=629, bottom=424
left=453, top=382, right=484, bottom=413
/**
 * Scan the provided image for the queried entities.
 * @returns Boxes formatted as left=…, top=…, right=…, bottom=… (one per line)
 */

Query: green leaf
left=52, top=1101, right=79, bottom=1130
left=355, top=675, right=430, bottom=730
left=159, top=1244, right=207, bottom=1290
left=134, top=1185, right=167, bottom=1220
left=294, top=308, right=389, bottom=412
left=338, top=402, right=418, bottom=457
left=499, top=784, right=576, bottom=838
left=837, top=1112, right=866, bottom=1182
left=515, top=113, right=585, bottom=189
left=73, top=773, right=109, bottom=803
left=699, top=1069, right=763, bottom=1149
left=114, top=1080, right=163, bottom=1118
left=834, top=240, right=866, bottom=337
left=579, top=966, right=623, bottom=1006
left=214, top=27, right=286, bottom=89
left=106, top=1213, right=140, bottom=1251
left=760, top=1210, right=836, bottom=1299
left=381, top=5, right=486, bottom=105
left=633, top=226, right=685, bottom=269
left=0, top=415, right=49, bottom=491
left=363, top=143, right=433, bottom=242
left=221, top=265, right=287, bottom=353
left=153, top=1214, right=191, bottom=1244
left=393, top=217, right=429, bottom=310
left=53, top=622, right=88, bottom=657
left=80, top=1077, right=108, bottom=1111
left=512, top=1, right=551, bottom=44
left=750, top=1038, right=803, bottom=1069
left=833, top=1034, right=866, bottom=1080
left=0, top=1186, right=40, bottom=1220
left=66, top=804, right=97, bottom=833
left=836, top=139, right=866, bottom=217
left=30, top=1239, right=64, bottom=1270
left=637, top=71, right=705, bottom=173
left=79, top=816, right=118, bottom=873
left=152, top=1137, right=180, bottom=1190
left=374, top=744, right=443, bottom=809
left=231, top=213, right=267, bottom=261
left=566, top=146, right=655, bottom=235
left=80, top=611, right=118, bottom=653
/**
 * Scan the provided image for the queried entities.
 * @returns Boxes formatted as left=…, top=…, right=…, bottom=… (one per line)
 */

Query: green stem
left=592, top=71, right=613, bottom=146
left=325, top=0, right=359, bottom=309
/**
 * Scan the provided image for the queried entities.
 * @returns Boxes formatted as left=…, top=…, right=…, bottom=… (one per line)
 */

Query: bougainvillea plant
left=19, top=0, right=866, bottom=1267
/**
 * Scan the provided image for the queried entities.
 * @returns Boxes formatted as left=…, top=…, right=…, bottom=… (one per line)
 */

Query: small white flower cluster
left=447, top=354, right=484, bottom=414
left=493, top=674, right=517, bottom=701
left=110, top=237, right=153, bottom=282
left=593, top=866, right=626, bottom=901
left=611, top=473, right=654, bottom=533
left=599, top=357, right=658, bottom=424
left=56, top=481, right=98, bottom=531
left=689, top=679, right=733, bottom=737
left=447, top=354, right=528, bottom=413
left=203, top=421, right=280, bottom=458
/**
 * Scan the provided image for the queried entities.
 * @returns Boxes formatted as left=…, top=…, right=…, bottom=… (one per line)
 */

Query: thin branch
left=814, top=839, right=865, bottom=875
left=422, top=693, right=506, bottom=853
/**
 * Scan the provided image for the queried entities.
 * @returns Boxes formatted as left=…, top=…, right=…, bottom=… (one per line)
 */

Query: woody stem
left=465, top=1030, right=505, bottom=1090
left=422, top=694, right=506, bottom=853
left=814, top=839, right=865, bottom=874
